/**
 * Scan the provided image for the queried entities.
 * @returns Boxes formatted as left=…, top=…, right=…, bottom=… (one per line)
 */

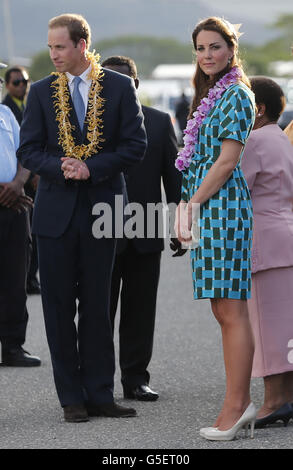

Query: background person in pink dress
left=242, top=76, right=293, bottom=428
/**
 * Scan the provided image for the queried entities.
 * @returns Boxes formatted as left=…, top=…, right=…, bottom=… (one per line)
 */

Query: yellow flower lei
left=51, top=51, right=105, bottom=161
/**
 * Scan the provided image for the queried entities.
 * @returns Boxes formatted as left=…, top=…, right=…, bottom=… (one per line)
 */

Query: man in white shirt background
left=0, top=61, right=41, bottom=367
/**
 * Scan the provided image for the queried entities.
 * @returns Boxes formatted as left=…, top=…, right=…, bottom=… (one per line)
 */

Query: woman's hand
left=174, top=201, right=193, bottom=244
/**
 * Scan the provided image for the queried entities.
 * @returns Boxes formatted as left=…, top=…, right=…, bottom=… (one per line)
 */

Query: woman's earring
left=228, top=57, right=232, bottom=65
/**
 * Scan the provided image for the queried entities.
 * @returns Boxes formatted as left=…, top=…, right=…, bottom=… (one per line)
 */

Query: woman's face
left=195, top=29, right=234, bottom=79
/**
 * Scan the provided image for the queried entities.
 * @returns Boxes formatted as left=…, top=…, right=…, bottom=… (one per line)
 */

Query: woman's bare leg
left=210, top=298, right=254, bottom=430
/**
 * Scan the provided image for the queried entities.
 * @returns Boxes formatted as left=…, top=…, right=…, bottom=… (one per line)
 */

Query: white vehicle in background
left=138, top=64, right=194, bottom=141
left=278, top=79, right=293, bottom=130
left=138, top=78, right=192, bottom=142
left=139, top=69, right=293, bottom=139
left=268, top=77, right=293, bottom=130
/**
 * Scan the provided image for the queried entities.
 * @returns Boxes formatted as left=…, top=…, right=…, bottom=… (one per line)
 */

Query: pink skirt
left=248, top=266, right=293, bottom=378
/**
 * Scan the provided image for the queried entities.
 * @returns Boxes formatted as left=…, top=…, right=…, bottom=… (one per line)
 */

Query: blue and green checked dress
left=181, top=83, right=255, bottom=300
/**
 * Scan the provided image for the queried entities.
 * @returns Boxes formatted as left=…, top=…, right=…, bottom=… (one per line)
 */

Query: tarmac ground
left=1, top=246, right=292, bottom=453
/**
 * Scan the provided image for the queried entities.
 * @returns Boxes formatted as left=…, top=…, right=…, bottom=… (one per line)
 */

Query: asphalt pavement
left=1, top=246, right=292, bottom=450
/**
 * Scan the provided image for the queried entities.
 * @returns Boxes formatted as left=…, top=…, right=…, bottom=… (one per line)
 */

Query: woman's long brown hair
left=188, top=17, right=251, bottom=119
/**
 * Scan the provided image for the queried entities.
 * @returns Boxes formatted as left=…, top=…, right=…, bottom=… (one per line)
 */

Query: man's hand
left=169, top=237, right=187, bottom=257
left=61, top=157, right=90, bottom=181
left=10, top=194, right=34, bottom=213
left=29, top=174, right=40, bottom=191
left=0, top=180, right=23, bottom=208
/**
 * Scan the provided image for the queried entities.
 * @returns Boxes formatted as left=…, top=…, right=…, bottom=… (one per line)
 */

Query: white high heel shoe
left=200, top=403, right=257, bottom=441
left=199, top=426, right=217, bottom=437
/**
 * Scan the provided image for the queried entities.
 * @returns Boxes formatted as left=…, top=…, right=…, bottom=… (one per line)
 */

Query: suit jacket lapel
left=54, top=80, right=91, bottom=145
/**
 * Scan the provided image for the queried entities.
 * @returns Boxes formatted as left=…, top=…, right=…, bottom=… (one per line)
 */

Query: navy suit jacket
left=17, top=68, right=147, bottom=237
left=118, top=105, right=181, bottom=254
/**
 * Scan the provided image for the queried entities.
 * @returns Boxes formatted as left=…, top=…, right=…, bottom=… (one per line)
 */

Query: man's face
left=48, top=26, right=85, bottom=75
left=6, top=70, right=29, bottom=100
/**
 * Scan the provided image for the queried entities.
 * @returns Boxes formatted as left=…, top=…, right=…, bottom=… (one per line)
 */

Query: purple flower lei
left=175, top=66, right=242, bottom=172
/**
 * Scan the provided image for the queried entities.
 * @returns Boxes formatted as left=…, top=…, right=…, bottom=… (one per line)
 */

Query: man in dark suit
left=175, top=92, right=190, bottom=146
left=2, top=66, right=41, bottom=295
left=102, top=56, right=185, bottom=402
left=17, top=14, right=146, bottom=423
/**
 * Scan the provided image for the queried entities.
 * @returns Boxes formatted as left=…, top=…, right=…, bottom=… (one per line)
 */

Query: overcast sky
left=201, top=0, right=292, bottom=21
left=0, top=0, right=292, bottom=60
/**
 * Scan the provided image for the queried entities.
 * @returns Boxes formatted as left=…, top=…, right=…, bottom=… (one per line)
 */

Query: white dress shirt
left=66, top=64, right=92, bottom=110
left=0, top=104, right=19, bottom=183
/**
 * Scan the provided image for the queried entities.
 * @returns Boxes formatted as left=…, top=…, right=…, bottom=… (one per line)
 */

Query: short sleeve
left=217, top=86, right=255, bottom=145
left=0, top=105, right=20, bottom=149
left=9, top=108, right=20, bottom=150
left=241, top=132, right=261, bottom=191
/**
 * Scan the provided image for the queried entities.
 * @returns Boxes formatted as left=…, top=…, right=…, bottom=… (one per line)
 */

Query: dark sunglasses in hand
left=12, top=78, right=28, bottom=86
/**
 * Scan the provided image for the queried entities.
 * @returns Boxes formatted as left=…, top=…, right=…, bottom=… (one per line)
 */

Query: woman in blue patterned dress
left=175, top=17, right=257, bottom=440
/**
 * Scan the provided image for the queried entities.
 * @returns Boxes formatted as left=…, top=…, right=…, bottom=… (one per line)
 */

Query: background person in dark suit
left=175, top=92, right=190, bottom=146
left=2, top=66, right=41, bottom=295
left=2, top=66, right=29, bottom=125
left=17, top=14, right=147, bottom=423
left=102, top=56, right=185, bottom=402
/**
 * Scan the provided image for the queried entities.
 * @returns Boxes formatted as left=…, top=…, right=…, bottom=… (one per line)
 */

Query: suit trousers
left=28, top=209, right=39, bottom=282
left=37, top=187, right=116, bottom=407
left=0, top=207, right=30, bottom=349
left=110, top=241, right=161, bottom=388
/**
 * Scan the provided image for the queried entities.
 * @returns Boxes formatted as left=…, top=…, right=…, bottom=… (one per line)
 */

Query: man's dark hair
left=250, top=76, right=286, bottom=121
left=49, top=14, right=91, bottom=48
left=101, top=56, right=137, bottom=79
left=5, top=66, right=28, bottom=84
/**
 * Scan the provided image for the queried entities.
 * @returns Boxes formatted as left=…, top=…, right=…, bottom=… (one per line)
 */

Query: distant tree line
left=29, top=35, right=195, bottom=81
left=240, top=14, right=293, bottom=75
left=28, top=14, right=293, bottom=82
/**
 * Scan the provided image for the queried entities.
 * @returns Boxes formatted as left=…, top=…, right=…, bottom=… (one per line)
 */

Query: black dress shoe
left=1, top=347, right=41, bottom=367
left=255, top=403, right=293, bottom=429
left=64, top=404, right=89, bottom=423
left=27, top=279, right=41, bottom=295
left=123, top=384, right=159, bottom=401
left=86, top=401, right=137, bottom=418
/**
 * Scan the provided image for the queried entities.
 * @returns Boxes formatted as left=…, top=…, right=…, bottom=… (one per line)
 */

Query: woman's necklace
left=51, top=51, right=105, bottom=161
left=175, top=66, right=242, bottom=172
